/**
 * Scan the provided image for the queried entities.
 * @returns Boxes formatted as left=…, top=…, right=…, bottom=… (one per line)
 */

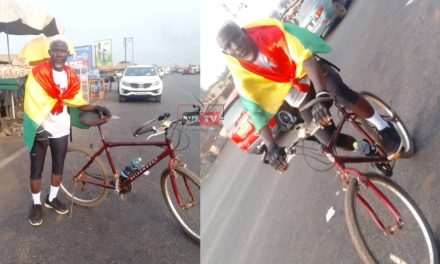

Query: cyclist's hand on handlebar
left=311, top=92, right=333, bottom=128
left=94, top=105, right=111, bottom=118
left=268, top=144, right=288, bottom=173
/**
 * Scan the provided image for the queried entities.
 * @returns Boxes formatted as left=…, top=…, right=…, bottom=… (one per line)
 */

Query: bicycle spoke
left=60, top=145, right=108, bottom=207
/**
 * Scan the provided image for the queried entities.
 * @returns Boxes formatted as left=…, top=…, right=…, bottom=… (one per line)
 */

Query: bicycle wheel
left=161, top=165, right=200, bottom=243
left=60, top=144, right=109, bottom=207
left=345, top=174, right=438, bottom=263
left=359, top=91, right=415, bottom=158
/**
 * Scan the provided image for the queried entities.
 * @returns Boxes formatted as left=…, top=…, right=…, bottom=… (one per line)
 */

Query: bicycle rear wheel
left=344, top=174, right=438, bottom=263
left=161, top=165, right=200, bottom=244
left=359, top=91, right=415, bottom=158
left=60, top=144, right=109, bottom=207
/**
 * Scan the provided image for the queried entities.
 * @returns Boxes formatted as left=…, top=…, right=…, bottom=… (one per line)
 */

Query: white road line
left=390, top=253, right=407, bottom=264
left=0, top=147, right=26, bottom=170
left=405, top=0, right=415, bottom=7
left=326, top=207, right=336, bottom=222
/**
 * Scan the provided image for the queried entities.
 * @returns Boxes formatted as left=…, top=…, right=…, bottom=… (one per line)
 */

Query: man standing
left=24, top=36, right=110, bottom=226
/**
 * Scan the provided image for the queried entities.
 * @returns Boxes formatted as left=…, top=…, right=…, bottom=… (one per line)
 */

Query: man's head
left=48, top=36, right=69, bottom=72
left=217, top=21, right=258, bottom=62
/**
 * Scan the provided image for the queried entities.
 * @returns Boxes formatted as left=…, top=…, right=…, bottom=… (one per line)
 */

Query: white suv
left=119, top=65, right=163, bottom=102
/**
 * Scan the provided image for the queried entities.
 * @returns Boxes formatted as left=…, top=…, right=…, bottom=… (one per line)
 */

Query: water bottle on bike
left=120, top=157, right=143, bottom=181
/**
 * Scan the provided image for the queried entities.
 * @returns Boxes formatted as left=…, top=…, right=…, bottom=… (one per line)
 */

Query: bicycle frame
left=318, top=104, right=403, bottom=235
left=72, top=124, right=194, bottom=208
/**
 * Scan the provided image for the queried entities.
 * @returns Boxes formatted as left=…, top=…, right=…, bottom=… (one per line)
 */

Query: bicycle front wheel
left=60, top=144, right=109, bottom=207
left=344, top=174, right=438, bottom=263
left=161, top=165, right=200, bottom=244
left=359, top=91, right=415, bottom=158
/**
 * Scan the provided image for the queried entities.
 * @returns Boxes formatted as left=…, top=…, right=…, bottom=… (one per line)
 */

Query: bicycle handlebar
left=132, top=112, right=181, bottom=137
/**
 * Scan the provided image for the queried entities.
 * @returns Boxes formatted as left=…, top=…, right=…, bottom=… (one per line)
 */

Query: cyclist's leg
left=319, top=60, right=402, bottom=155
left=49, top=135, right=69, bottom=187
left=318, top=60, right=361, bottom=112
left=47, top=136, right=69, bottom=205
left=30, top=139, right=49, bottom=194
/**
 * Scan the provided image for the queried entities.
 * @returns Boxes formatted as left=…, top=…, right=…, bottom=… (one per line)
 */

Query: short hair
left=49, top=35, right=69, bottom=49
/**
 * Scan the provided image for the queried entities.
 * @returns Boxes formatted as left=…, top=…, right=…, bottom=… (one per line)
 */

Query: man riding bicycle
left=217, top=19, right=402, bottom=172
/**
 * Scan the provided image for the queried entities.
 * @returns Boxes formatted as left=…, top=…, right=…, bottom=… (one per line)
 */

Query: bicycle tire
left=344, top=174, right=438, bottom=263
left=60, top=144, right=109, bottom=207
left=161, top=165, right=200, bottom=244
left=359, top=91, right=415, bottom=158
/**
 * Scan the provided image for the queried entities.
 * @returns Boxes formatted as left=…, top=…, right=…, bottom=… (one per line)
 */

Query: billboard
left=67, top=45, right=94, bottom=68
left=94, top=39, right=112, bottom=70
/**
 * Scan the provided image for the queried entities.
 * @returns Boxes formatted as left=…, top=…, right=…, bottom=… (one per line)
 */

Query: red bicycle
left=276, top=92, right=437, bottom=263
left=60, top=112, right=200, bottom=243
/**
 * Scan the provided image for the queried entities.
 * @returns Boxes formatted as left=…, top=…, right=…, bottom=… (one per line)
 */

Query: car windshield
left=298, top=0, right=320, bottom=22
left=124, top=67, right=157, bottom=76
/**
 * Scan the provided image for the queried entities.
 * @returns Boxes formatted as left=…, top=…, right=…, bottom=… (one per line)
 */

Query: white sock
left=366, top=110, right=389, bottom=131
left=32, top=192, right=41, bottom=205
left=49, top=185, right=60, bottom=202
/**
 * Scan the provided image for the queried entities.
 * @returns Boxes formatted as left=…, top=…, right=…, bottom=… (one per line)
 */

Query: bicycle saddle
left=79, top=111, right=110, bottom=126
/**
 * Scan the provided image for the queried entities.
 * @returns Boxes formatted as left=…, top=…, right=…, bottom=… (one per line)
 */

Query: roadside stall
left=0, top=61, right=30, bottom=119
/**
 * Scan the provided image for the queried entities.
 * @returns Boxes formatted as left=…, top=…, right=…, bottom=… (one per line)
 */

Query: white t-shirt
left=42, top=70, right=71, bottom=138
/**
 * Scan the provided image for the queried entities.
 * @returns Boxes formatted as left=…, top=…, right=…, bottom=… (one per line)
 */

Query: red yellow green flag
left=23, top=61, right=88, bottom=151
left=225, top=19, right=332, bottom=131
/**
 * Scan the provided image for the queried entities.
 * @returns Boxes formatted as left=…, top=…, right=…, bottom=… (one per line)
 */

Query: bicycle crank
left=119, top=183, right=133, bottom=194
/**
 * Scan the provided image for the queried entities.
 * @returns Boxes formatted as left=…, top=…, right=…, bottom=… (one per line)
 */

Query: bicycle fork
left=169, top=169, right=197, bottom=210
left=345, top=168, right=404, bottom=236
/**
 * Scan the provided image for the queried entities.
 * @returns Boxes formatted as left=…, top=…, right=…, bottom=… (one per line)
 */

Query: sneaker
left=44, top=195, right=69, bottom=215
left=29, top=204, right=43, bottom=227
left=378, top=122, right=402, bottom=156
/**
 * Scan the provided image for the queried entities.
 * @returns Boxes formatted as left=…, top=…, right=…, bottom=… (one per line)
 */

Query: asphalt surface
left=202, top=0, right=440, bottom=263
left=0, top=74, right=200, bottom=264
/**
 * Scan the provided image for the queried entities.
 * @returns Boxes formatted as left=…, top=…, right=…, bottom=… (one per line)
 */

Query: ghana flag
left=23, top=61, right=88, bottom=151
left=225, top=19, right=332, bottom=132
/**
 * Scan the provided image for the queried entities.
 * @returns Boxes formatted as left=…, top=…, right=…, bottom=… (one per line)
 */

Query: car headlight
left=152, top=81, right=161, bottom=86
left=122, top=81, right=130, bottom=86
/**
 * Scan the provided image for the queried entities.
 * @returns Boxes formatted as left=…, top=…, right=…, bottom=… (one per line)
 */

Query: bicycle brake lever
left=146, top=128, right=165, bottom=141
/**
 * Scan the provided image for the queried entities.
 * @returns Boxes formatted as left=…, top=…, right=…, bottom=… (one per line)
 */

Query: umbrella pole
left=6, top=33, right=11, bottom=64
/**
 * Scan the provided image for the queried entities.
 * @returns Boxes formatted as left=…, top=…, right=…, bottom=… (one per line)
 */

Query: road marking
left=0, top=147, right=27, bottom=170
left=390, top=254, right=407, bottom=264
left=405, top=0, right=415, bottom=7
left=326, top=206, right=336, bottom=222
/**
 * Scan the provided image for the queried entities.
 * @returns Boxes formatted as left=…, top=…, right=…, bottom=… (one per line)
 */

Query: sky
left=201, top=0, right=286, bottom=90
left=1, top=0, right=287, bottom=89
left=0, top=0, right=200, bottom=67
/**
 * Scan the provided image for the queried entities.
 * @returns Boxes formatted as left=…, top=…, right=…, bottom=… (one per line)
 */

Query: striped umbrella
left=0, top=0, right=63, bottom=62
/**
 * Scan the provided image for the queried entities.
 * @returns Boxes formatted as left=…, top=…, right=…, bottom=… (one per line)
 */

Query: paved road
left=202, top=0, right=440, bottom=263
left=0, top=74, right=200, bottom=264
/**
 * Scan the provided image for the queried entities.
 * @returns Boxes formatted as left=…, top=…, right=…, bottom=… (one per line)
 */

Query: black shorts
left=318, top=59, right=359, bottom=107
left=30, top=135, right=68, bottom=180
